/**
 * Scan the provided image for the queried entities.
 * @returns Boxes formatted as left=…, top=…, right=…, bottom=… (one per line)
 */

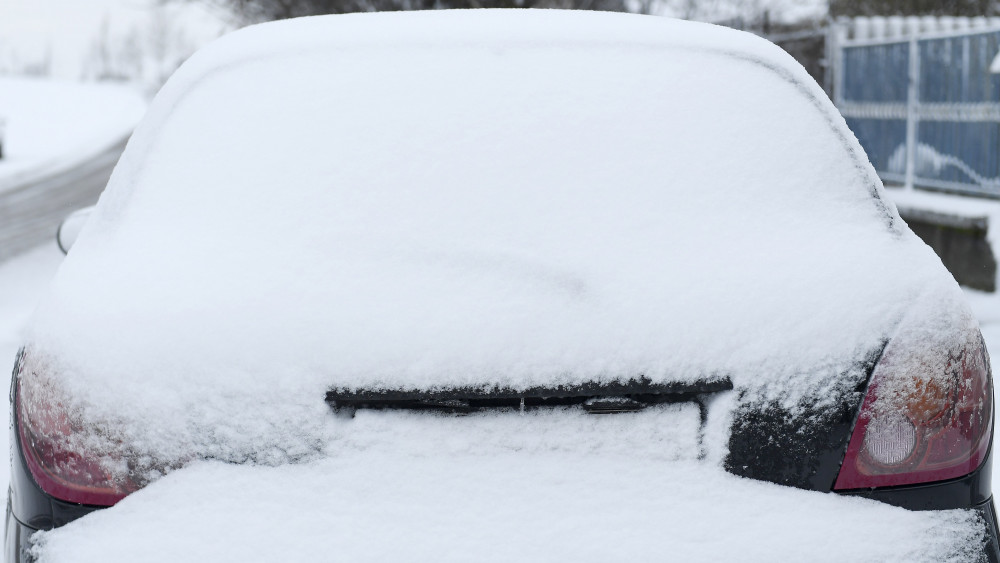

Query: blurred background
left=2, top=0, right=1000, bottom=544
left=0, top=0, right=833, bottom=93
left=2, top=0, right=1000, bottom=287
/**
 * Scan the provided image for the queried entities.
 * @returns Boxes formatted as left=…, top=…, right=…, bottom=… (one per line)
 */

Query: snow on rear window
left=25, top=10, right=965, bottom=468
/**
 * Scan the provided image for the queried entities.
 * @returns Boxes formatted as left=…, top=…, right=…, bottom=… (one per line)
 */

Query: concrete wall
left=897, top=208, right=997, bottom=291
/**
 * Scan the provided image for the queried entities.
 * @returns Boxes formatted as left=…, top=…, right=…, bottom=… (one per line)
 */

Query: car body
left=6, top=10, right=999, bottom=562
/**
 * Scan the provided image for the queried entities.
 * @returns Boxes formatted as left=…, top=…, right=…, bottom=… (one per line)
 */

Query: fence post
left=904, top=35, right=920, bottom=190
left=830, top=21, right=847, bottom=105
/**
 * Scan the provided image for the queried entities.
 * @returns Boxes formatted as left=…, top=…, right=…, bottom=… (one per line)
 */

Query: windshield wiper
left=326, top=376, right=732, bottom=415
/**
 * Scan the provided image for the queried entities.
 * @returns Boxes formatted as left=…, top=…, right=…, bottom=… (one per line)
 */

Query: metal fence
left=832, top=18, right=1000, bottom=197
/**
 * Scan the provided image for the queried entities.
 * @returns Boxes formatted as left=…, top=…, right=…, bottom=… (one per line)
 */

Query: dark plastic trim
left=5, top=496, right=33, bottom=563
left=976, top=498, right=1000, bottom=563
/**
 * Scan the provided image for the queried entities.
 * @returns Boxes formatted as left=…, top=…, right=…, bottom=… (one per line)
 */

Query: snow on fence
left=830, top=17, right=1000, bottom=197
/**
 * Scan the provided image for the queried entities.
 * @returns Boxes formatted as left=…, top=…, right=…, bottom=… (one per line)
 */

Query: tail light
left=834, top=327, right=993, bottom=490
left=15, top=353, right=140, bottom=506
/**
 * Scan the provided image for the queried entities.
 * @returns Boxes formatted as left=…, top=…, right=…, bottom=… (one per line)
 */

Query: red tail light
left=834, top=328, right=993, bottom=490
left=15, top=355, right=140, bottom=506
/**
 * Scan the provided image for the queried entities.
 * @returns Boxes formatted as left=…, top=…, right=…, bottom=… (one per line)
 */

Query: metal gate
left=832, top=19, right=1000, bottom=197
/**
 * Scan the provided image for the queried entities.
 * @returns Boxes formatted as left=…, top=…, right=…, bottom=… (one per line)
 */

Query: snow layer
left=23, top=10, right=970, bottom=496
left=0, top=246, right=983, bottom=562
left=3, top=255, right=985, bottom=562
left=0, top=76, right=146, bottom=191
left=32, top=447, right=987, bottom=563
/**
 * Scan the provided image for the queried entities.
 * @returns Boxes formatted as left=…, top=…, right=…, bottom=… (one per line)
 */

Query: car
left=6, top=9, right=998, bottom=562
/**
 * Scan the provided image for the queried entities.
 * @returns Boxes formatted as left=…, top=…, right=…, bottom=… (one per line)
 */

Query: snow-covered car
left=6, top=10, right=998, bottom=563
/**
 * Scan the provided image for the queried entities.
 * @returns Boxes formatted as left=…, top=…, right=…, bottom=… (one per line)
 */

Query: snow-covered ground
left=0, top=76, right=146, bottom=190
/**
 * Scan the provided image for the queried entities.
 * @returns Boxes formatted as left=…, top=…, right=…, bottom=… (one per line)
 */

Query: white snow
left=29, top=453, right=986, bottom=563
left=0, top=245, right=988, bottom=561
left=885, top=185, right=1000, bottom=219
left=0, top=10, right=992, bottom=561
left=1, top=242, right=984, bottom=561
left=0, top=76, right=146, bottom=190
left=18, top=7, right=971, bottom=496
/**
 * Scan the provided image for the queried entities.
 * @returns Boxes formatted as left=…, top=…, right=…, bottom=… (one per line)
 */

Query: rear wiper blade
left=326, top=376, right=732, bottom=415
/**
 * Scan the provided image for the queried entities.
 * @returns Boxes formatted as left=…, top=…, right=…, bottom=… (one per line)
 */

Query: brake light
left=15, top=355, right=139, bottom=506
left=834, top=328, right=993, bottom=490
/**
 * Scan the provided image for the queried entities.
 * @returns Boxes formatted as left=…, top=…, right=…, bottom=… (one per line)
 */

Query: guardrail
left=831, top=18, right=1000, bottom=197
